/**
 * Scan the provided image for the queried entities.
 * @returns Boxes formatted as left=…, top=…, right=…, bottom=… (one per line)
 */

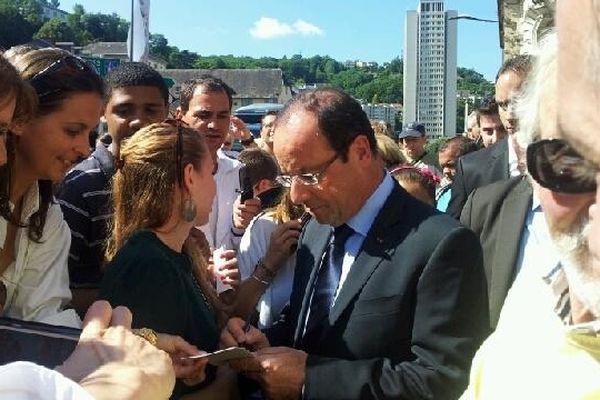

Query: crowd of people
left=0, top=1, right=599, bottom=399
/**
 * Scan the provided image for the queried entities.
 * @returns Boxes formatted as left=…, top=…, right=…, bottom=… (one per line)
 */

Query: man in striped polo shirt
left=57, top=63, right=169, bottom=315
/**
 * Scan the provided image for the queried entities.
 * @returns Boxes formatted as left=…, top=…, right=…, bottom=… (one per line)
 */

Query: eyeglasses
left=276, top=153, right=339, bottom=188
left=29, top=55, right=95, bottom=86
left=163, top=118, right=189, bottom=187
left=527, top=138, right=597, bottom=194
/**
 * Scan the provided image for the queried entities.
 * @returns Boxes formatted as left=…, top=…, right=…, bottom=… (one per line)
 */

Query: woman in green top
left=100, top=121, right=225, bottom=399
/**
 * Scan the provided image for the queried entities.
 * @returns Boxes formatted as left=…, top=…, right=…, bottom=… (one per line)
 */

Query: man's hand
left=220, top=317, right=269, bottom=351
left=250, top=347, right=307, bottom=400
left=230, top=116, right=254, bottom=143
left=56, top=301, right=175, bottom=400
left=156, top=333, right=208, bottom=384
left=233, top=196, right=261, bottom=230
left=263, top=220, right=302, bottom=271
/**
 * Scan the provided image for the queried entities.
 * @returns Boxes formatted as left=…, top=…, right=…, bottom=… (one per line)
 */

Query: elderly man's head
left=517, top=32, right=598, bottom=320
left=556, top=0, right=600, bottom=322
left=557, top=0, right=600, bottom=167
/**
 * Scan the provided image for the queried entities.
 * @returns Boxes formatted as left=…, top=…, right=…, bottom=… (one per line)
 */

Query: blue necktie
left=303, top=224, right=354, bottom=345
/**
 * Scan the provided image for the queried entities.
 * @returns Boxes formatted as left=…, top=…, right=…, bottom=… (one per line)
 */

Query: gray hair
left=515, top=31, right=558, bottom=148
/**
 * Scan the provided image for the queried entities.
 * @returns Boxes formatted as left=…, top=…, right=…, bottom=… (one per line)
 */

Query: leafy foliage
left=424, top=137, right=447, bottom=155
left=34, top=17, right=74, bottom=42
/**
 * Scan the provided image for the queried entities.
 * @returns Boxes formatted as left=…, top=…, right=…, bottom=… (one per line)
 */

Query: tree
left=169, top=49, right=197, bottom=69
left=324, top=59, right=341, bottom=75
left=0, top=2, right=36, bottom=48
left=81, top=12, right=128, bottom=42
left=50, top=0, right=60, bottom=8
left=387, top=57, right=403, bottom=74
left=67, top=4, right=92, bottom=44
left=149, top=33, right=171, bottom=60
left=11, top=0, right=42, bottom=26
left=34, top=18, right=75, bottom=42
left=425, top=137, right=447, bottom=155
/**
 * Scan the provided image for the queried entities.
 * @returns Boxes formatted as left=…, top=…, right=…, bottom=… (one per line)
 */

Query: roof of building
left=81, top=42, right=167, bottom=65
left=81, top=42, right=127, bottom=56
left=162, top=69, right=284, bottom=98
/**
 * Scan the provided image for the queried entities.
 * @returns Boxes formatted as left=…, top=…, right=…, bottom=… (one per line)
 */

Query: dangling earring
left=182, top=198, right=197, bottom=222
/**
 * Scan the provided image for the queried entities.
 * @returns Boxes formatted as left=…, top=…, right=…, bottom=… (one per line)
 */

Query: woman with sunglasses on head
left=99, top=122, right=235, bottom=399
left=0, top=48, right=103, bottom=326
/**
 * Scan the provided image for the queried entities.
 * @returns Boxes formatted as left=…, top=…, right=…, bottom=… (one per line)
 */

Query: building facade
left=403, top=0, right=457, bottom=137
left=497, top=0, right=555, bottom=61
left=361, top=103, right=402, bottom=131
left=40, top=4, right=69, bottom=21
left=161, top=69, right=293, bottom=111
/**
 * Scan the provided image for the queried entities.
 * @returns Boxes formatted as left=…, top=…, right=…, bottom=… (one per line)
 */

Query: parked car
left=234, top=103, right=284, bottom=137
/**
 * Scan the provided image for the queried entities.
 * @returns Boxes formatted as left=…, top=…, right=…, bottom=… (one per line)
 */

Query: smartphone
left=238, top=165, right=253, bottom=202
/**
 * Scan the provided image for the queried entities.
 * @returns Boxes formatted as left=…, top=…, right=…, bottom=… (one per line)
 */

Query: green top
left=99, top=230, right=219, bottom=398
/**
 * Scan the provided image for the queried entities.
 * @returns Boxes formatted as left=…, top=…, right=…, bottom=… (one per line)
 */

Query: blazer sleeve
left=303, top=226, right=489, bottom=400
left=446, top=157, right=469, bottom=219
left=459, top=188, right=477, bottom=231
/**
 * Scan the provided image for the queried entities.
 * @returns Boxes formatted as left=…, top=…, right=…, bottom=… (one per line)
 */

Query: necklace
left=186, top=254, right=213, bottom=312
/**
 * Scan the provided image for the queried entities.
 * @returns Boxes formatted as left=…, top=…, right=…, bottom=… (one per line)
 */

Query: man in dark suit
left=446, top=56, right=533, bottom=219
left=447, top=136, right=509, bottom=219
left=222, top=88, right=489, bottom=400
left=460, top=176, right=533, bottom=329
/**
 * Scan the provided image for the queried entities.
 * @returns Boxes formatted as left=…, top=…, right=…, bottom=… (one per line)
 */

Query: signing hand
left=250, top=347, right=307, bottom=400
left=220, top=317, right=269, bottom=351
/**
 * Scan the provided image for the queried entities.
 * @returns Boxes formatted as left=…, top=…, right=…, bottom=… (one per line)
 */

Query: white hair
left=515, top=31, right=558, bottom=148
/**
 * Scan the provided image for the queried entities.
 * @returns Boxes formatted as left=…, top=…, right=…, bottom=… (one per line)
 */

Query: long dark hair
left=4, top=48, right=104, bottom=241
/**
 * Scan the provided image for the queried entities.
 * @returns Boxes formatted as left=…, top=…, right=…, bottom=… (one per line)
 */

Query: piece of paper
left=180, top=346, right=253, bottom=366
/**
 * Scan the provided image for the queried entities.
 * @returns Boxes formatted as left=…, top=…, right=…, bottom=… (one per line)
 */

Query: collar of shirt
left=531, top=189, right=541, bottom=212
left=508, top=136, right=520, bottom=177
left=345, top=172, right=395, bottom=239
left=334, top=171, right=394, bottom=301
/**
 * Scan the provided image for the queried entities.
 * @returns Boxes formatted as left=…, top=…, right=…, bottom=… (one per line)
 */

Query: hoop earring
left=182, top=198, right=197, bottom=222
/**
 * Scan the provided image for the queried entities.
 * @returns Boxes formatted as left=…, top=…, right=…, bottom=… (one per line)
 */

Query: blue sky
left=59, top=0, right=501, bottom=81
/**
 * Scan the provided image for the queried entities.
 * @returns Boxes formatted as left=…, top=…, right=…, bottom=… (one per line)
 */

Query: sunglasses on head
left=29, top=55, right=96, bottom=86
left=527, top=138, right=597, bottom=194
left=163, top=118, right=191, bottom=188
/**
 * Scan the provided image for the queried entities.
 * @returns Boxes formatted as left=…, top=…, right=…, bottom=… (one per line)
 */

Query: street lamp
left=448, top=15, right=498, bottom=23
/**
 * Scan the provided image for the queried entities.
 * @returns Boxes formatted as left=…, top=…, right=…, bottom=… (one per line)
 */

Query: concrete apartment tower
left=403, top=0, right=457, bottom=137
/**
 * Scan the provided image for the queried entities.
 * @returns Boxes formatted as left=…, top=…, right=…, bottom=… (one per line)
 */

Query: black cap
left=398, top=122, right=426, bottom=139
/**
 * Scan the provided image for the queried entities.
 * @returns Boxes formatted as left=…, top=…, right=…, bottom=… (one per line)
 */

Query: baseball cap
left=398, top=122, right=426, bottom=139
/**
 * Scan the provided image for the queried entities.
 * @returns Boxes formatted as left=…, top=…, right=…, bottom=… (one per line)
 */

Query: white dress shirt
left=0, top=182, right=80, bottom=327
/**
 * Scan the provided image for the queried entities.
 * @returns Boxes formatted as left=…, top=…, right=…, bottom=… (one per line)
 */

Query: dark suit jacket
left=447, top=138, right=509, bottom=219
left=459, top=176, right=532, bottom=329
left=267, top=183, right=489, bottom=400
